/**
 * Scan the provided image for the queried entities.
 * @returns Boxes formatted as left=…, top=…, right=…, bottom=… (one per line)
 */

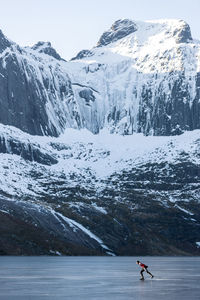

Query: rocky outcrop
left=97, top=19, right=137, bottom=46
left=79, top=89, right=95, bottom=105
left=172, top=20, right=192, bottom=43
left=0, top=135, right=57, bottom=165
left=71, top=49, right=93, bottom=60
left=0, top=30, right=11, bottom=53
left=32, top=41, right=64, bottom=60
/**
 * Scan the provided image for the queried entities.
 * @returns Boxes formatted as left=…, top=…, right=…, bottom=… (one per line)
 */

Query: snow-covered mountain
left=0, top=18, right=200, bottom=136
left=69, top=18, right=200, bottom=135
left=0, top=19, right=200, bottom=255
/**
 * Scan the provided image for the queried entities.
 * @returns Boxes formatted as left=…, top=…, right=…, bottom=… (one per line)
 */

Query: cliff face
left=69, top=19, right=200, bottom=136
left=0, top=35, right=79, bottom=136
left=0, top=18, right=200, bottom=136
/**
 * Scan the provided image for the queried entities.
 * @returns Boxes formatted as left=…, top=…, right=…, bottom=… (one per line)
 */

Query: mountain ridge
left=0, top=18, right=199, bottom=137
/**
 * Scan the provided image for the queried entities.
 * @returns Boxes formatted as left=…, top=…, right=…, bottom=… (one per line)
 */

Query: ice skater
left=136, top=260, right=154, bottom=280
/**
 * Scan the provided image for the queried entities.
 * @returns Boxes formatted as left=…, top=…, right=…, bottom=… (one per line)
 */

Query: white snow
left=0, top=124, right=199, bottom=198
left=91, top=203, right=107, bottom=214
left=106, top=251, right=116, bottom=257
left=55, top=211, right=112, bottom=252
left=196, top=242, right=200, bottom=248
left=0, top=153, right=40, bottom=197
left=49, top=250, right=62, bottom=256
left=52, top=127, right=200, bottom=179
left=0, top=209, right=9, bottom=214
left=175, top=205, right=194, bottom=215
left=69, top=202, right=107, bottom=214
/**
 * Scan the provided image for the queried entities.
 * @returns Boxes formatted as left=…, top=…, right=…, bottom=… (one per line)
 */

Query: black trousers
left=140, top=268, right=153, bottom=278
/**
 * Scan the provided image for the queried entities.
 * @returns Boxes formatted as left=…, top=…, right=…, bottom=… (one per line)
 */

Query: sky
left=0, top=0, right=199, bottom=60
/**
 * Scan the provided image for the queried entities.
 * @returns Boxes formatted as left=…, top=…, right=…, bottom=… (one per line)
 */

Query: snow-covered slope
left=0, top=123, right=199, bottom=199
left=0, top=18, right=200, bottom=136
left=0, top=124, right=200, bottom=255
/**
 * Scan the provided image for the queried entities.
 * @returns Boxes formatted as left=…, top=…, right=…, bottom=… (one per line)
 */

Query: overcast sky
left=0, top=0, right=199, bottom=60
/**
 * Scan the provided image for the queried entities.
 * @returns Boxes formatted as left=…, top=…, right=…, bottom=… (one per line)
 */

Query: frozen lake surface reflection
left=0, top=256, right=199, bottom=299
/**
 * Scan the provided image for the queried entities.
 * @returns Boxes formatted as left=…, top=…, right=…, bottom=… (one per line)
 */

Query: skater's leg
left=146, top=268, right=154, bottom=278
left=140, top=269, right=144, bottom=279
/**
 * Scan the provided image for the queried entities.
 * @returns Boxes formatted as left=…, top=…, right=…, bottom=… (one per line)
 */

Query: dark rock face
left=0, top=54, right=52, bottom=136
left=0, top=43, right=76, bottom=136
left=79, top=89, right=95, bottom=105
left=0, top=135, right=57, bottom=165
left=32, top=41, right=63, bottom=60
left=71, top=49, right=93, bottom=60
left=0, top=198, right=105, bottom=255
left=173, top=20, right=192, bottom=43
left=97, top=19, right=137, bottom=47
left=0, top=30, right=11, bottom=53
left=137, top=72, right=200, bottom=136
left=106, top=160, right=200, bottom=255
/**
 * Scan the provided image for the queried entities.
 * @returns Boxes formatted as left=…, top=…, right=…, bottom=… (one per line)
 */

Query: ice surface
left=0, top=257, right=200, bottom=299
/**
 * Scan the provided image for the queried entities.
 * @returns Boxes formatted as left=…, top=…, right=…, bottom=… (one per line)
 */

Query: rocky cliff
left=0, top=33, right=79, bottom=136
left=69, top=18, right=200, bottom=136
left=0, top=18, right=200, bottom=136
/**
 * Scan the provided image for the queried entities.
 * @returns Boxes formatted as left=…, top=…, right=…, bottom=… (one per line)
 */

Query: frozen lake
left=0, top=257, right=199, bottom=299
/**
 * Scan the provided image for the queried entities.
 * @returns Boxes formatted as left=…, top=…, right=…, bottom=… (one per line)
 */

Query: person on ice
left=136, top=260, right=154, bottom=280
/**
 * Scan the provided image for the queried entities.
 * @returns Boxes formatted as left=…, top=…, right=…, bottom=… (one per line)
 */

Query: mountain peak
left=145, top=19, right=192, bottom=43
left=96, top=18, right=192, bottom=49
left=32, top=41, right=63, bottom=60
left=171, top=19, right=192, bottom=43
left=97, top=19, right=137, bottom=47
left=71, top=49, right=94, bottom=61
left=0, top=29, right=12, bottom=53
